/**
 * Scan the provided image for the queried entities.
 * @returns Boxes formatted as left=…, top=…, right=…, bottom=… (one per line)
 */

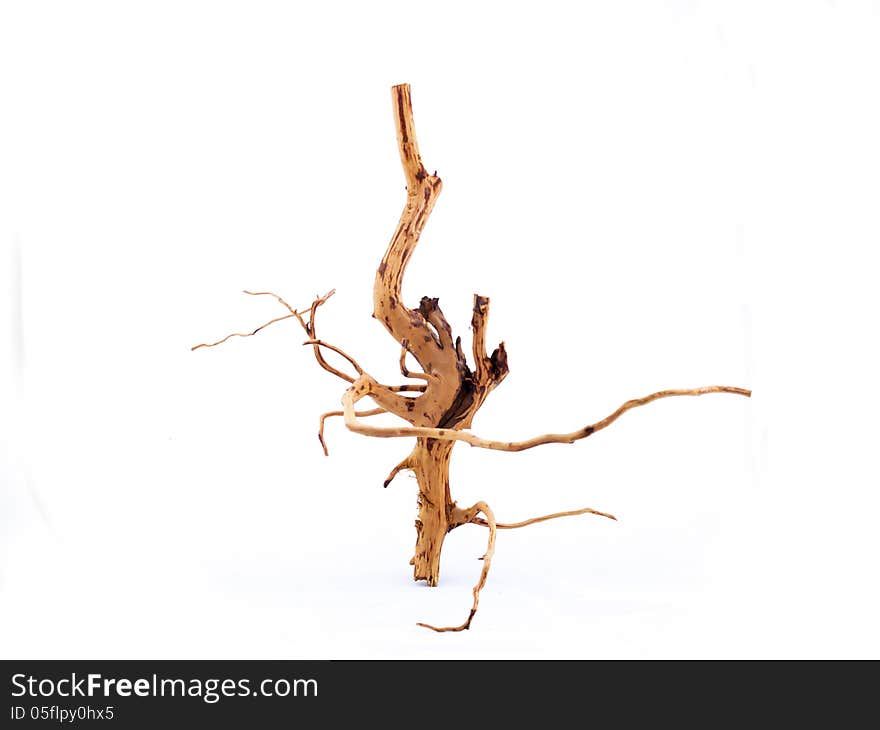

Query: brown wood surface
left=194, top=84, right=751, bottom=632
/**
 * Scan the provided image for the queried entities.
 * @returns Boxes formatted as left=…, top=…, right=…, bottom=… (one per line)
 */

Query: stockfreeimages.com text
left=11, top=673, right=317, bottom=704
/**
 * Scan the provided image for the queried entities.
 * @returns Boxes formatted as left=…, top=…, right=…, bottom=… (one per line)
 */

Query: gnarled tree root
left=192, top=83, right=751, bottom=632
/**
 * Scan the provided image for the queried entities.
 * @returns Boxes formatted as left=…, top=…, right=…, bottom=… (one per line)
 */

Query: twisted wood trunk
left=374, top=85, right=508, bottom=587
left=411, top=438, right=453, bottom=585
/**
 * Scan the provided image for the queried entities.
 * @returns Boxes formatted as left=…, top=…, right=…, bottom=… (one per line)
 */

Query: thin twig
left=242, top=290, right=306, bottom=316
left=302, top=339, right=363, bottom=379
left=308, top=289, right=336, bottom=339
left=191, top=313, right=299, bottom=351
left=471, top=506, right=616, bottom=529
left=296, top=290, right=364, bottom=382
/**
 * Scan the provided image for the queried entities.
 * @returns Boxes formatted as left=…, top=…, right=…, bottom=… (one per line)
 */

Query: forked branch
left=192, top=290, right=429, bottom=415
left=191, top=289, right=360, bottom=385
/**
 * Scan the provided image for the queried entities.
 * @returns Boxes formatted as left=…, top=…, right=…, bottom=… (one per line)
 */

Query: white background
left=1, top=1, right=878, bottom=659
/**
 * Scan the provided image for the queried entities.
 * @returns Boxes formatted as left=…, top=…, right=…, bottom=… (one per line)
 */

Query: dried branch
left=190, top=313, right=299, bottom=351
left=307, top=290, right=336, bottom=337
left=242, top=290, right=304, bottom=317
left=193, top=83, right=753, bottom=633
left=245, top=288, right=363, bottom=385
left=471, top=506, right=617, bottom=530
left=295, top=290, right=364, bottom=383
left=417, top=500, right=496, bottom=632
left=343, top=383, right=751, bottom=452
left=319, top=407, right=385, bottom=456
left=301, top=339, right=363, bottom=380
left=195, top=290, right=424, bottom=411
left=189, top=288, right=366, bottom=389
left=471, top=294, right=508, bottom=388
left=383, top=452, right=416, bottom=488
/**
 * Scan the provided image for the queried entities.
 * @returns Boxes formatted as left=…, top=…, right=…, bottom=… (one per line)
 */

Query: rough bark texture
left=193, top=83, right=751, bottom=632
left=411, top=438, right=453, bottom=585
left=368, top=86, right=509, bottom=588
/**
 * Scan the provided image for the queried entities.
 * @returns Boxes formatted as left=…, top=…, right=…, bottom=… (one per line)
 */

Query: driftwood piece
left=193, top=83, right=751, bottom=632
